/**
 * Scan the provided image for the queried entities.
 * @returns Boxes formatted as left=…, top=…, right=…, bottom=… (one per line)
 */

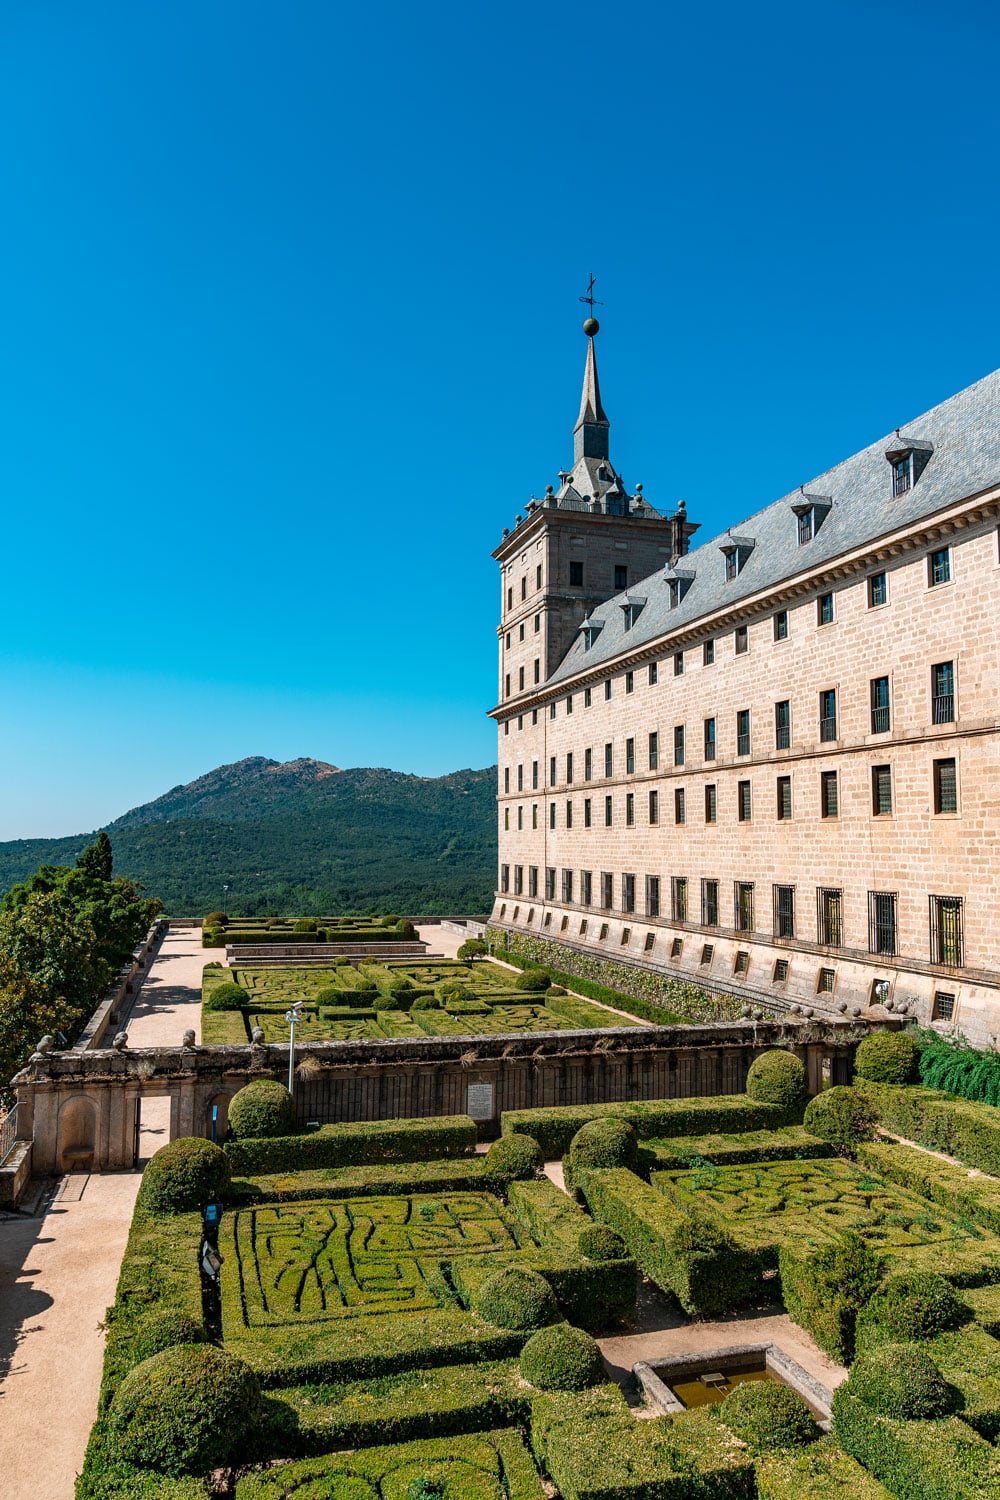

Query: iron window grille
left=562, top=870, right=573, bottom=903
left=817, top=887, right=843, bottom=946
left=645, top=932, right=657, bottom=952
left=737, top=709, right=751, bottom=756
left=671, top=876, right=688, bottom=922
left=868, top=891, right=898, bottom=956
left=500, top=865, right=510, bottom=893
left=601, top=873, right=613, bottom=909
left=581, top=872, right=592, bottom=906
left=674, top=788, right=686, bottom=824
left=773, top=884, right=795, bottom=938
left=934, top=757, right=958, bottom=814
left=734, top=951, right=750, bottom=975
left=735, top=881, right=754, bottom=932
left=872, top=765, right=892, bottom=815
left=550, top=756, right=557, bottom=786
left=738, top=780, right=752, bottom=821
left=625, top=793, right=635, bottom=826
left=932, top=661, right=955, bottom=723
left=932, top=991, right=956, bottom=1021
left=777, top=776, right=792, bottom=820
left=605, top=743, right=614, bottom=776
left=820, top=689, right=837, bottom=742
left=773, top=959, right=789, bottom=983
left=598, top=922, right=609, bottom=940
left=870, top=677, right=890, bottom=734
left=626, top=738, right=635, bottom=774
left=704, top=784, right=717, bottom=823
left=775, top=700, right=791, bottom=750
left=622, top=874, right=636, bottom=913
left=669, top=937, right=682, bottom=957
left=701, top=944, right=714, bottom=965
left=701, top=879, right=719, bottom=927
left=528, top=867, right=538, bottom=898
left=821, top=771, right=838, bottom=818
left=648, top=790, right=659, bottom=824
left=545, top=868, right=556, bottom=900
left=817, top=968, right=836, bottom=993
left=930, top=895, right=963, bottom=966
left=646, top=876, right=661, bottom=918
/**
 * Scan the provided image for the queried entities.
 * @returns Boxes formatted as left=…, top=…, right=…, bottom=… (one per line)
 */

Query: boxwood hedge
left=502, top=1094, right=795, bottom=1159
left=223, top=1114, right=477, bottom=1175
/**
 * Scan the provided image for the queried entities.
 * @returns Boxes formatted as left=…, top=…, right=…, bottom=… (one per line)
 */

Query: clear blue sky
left=1, top=1, right=997, bottom=838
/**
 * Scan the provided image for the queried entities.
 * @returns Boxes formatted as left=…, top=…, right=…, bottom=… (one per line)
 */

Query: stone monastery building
left=489, top=321, right=1000, bottom=1044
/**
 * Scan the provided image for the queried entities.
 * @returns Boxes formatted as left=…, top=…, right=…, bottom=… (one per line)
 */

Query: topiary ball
left=719, top=1380, right=820, bottom=1453
left=202, top=981, right=248, bottom=1012
left=476, top=1266, right=558, bottom=1330
left=411, top=995, right=442, bottom=1011
left=139, top=1138, right=231, bottom=1214
left=484, top=1132, right=543, bottom=1185
left=519, top=1324, right=606, bottom=1390
left=578, top=1225, right=629, bottom=1262
left=227, top=1080, right=296, bottom=1140
left=108, top=1344, right=261, bottom=1475
left=745, top=1049, right=807, bottom=1112
left=855, top=1271, right=968, bottom=1349
left=846, top=1342, right=961, bottom=1420
left=515, top=968, right=552, bottom=993
left=314, top=987, right=342, bottom=1006
left=564, top=1118, right=638, bottom=1188
left=854, top=1031, right=921, bottom=1085
left=373, top=993, right=401, bottom=1011
left=293, top=919, right=317, bottom=933
left=803, top=1086, right=879, bottom=1150
left=130, top=1309, right=206, bottom=1366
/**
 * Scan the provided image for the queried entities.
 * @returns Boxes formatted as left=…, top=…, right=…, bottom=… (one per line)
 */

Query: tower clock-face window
left=570, top=561, right=584, bottom=586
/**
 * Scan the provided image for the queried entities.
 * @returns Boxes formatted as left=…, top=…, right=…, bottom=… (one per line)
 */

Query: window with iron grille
left=584, top=749, right=592, bottom=781
left=820, top=688, right=837, bottom=742
left=704, top=717, right=717, bottom=760
left=816, top=888, right=843, bottom=946
left=701, top=943, right=714, bottom=965
left=549, top=802, right=556, bottom=829
left=932, top=991, right=956, bottom=1021
left=930, top=895, right=963, bottom=966
left=601, top=872, right=613, bottom=909
left=773, top=884, right=795, bottom=938
left=705, top=784, right=717, bottom=823
left=868, top=890, right=898, bottom=956
left=818, top=592, right=834, bottom=626
left=817, top=968, right=836, bottom=993
left=735, top=625, right=749, bottom=655
left=775, top=699, right=790, bottom=750
left=645, top=932, right=657, bottom=951
left=550, top=756, right=557, bottom=786
left=674, top=788, right=685, bottom=824
left=871, top=977, right=891, bottom=1006
left=773, top=959, right=789, bottom=983
left=626, top=793, right=635, bottom=826
left=646, top=875, right=660, bottom=918
left=702, top=879, right=719, bottom=926
left=566, top=752, right=574, bottom=783
left=625, top=671, right=634, bottom=693
left=620, top=928, right=631, bottom=944
left=562, top=869, right=573, bottom=903
left=869, top=571, right=888, bottom=607
left=581, top=871, right=592, bottom=906
left=674, top=651, right=684, bottom=676
left=774, top=610, right=788, bottom=641
left=649, top=789, right=659, bottom=824
left=821, top=771, right=838, bottom=818
left=514, top=866, right=523, bottom=895
left=501, top=864, right=510, bottom=892
left=672, top=876, right=688, bottom=922
left=649, top=661, right=659, bottom=686
left=649, top=732, right=659, bottom=770
left=599, top=922, right=609, bottom=939
left=545, top=867, right=556, bottom=900
left=734, top=950, right=750, bottom=975
left=578, top=917, right=587, bottom=935
left=872, top=765, right=892, bottom=815
left=626, top=738, right=635, bottom=774
left=674, top=725, right=685, bottom=766
left=928, top=547, right=951, bottom=587
left=735, top=881, right=754, bottom=931
left=622, top=874, right=635, bottom=913
left=704, top=639, right=715, bottom=665
left=737, top=708, right=751, bottom=756
left=777, top=776, right=792, bottom=820
left=528, top=867, right=538, bottom=897
left=934, top=757, right=957, bottom=813
left=605, top=742, right=614, bottom=776
left=932, top=661, right=955, bottom=723
left=669, top=936, right=681, bottom=957
left=605, top=795, right=613, bottom=827
left=738, top=780, right=752, bottom=821
left=870, top=677, right=890, bottom=734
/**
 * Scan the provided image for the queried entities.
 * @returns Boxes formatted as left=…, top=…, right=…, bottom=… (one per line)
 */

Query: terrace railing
left=0, top=1104, right=19, bottom=1167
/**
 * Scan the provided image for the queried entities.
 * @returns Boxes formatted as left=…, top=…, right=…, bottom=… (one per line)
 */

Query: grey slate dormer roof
left=548, top=365, right=1000, bottom=686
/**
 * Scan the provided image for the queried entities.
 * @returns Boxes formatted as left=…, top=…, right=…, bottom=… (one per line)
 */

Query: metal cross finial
left=579, top=273, right=604, bottom=313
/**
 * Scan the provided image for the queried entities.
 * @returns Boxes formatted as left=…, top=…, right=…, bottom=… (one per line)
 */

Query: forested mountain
left=0, top=759, right=497, bottom=916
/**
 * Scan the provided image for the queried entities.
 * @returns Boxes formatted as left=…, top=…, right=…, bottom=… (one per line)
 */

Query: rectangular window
left=581, top=871, right=592, bottom=906
left=614, top=564, right=628, bottom=590
left=604, top=795, right=613, bottom=827
left=625, top=671, right=634, bottom=693
left=817, top=968, right=836, bottom=994
left=774, top=610, right=788, bottom=641
left=871, top=764, right=892, bottom=815
left=702, top=879, right=719, bottom=927
left=797, top=508, right=814, bottom=545
left=701, top=944, right=714, bottom=965
left=514, top=865, right=523, bottom=896
left=734, top=950, right=750, bottom=975
left=934, top=757, right=958, bottom=814
left=735, top=882, right=754, bottom=932
left=703, top=638, right=715, bottom=666
left=821, top=770, right=838, bottom=818
left=817, top=887, right=843, bottom=946
left=775, top=699, right=790, bottom=750
left=565, top=800, right=573, bottom=829
left=869, top=571, right=888, bottom=607
left=674, top=651, right=684, bottom=676
left=777, top=775, right=792, bottom=820
left=505, top=673, right=510, bottom=697
left=517, top=805, right=523, bottom=830
left=671, top=876, right=688, bottom=921
left=604, top=742, right=613, bottom=777
left=738, top=780, right=752, bottom=821
left=504, top=808, right=510, bottom=830
left=549, top=802, right=556, bottom=829
left=626, top=737, right=635, bottom=774
left=532, top=709, right=538, bottom=725
left=820, top=688, right=837, bottom=742
left=737, top=708, right=750, bottom=756
left=550, top=702, right=556, bottom=720
left=528, top=867, right=538, bottom=898
left=521, top=576, right=527, bottom=600
left=562, top=868, right=573, bottom=903
left=625, top=792, right=635, bottom=826
left=517, top=764, right=524, bottom=791
left=531, top=760, right=539, bottom=791
left=566, top=752, right=574, bottom=783
left=583, top=688, right=591, bottom=709
left=704, top=717, right=717, bottom=760
left=673, top=725, right=685, bottom=766
left=648, top=731, right=659, bottom=770
left=532, top=804, right=538, bottom=829
left=929, top=547, right=951, bottom=587
left=500, top=864, right=510, bottom=893
left=774, top=959, right=789, bottom=984
left=604, top=679, right=612, bottom=701
left=651, top=932, right=661, bottom=953
left=504, top=767, right=510, bottom=793
left=550, top=756, right=557, bottom=787
left=519, top=666, right=525, bottom=690
left=930, top=895, right=963, bottom=966
left=932, top=661, right=955, bottom=723
left=648, top=661, right=658, bottom=686
left=892, top=455, right=912, bottom=496
left=566, top=695, right=573, bottom=715
left=545, top=867, right=556, bottom=901
left=536, top=564, right=542, bottom=589
left=534, top=615, right=540, bottom=634
left=506, top=587, right=512, bottom=611
left=674, top=787, right=686, bottom=824
left=933, top=991, right=956, bottom=1021
left=569, top=560, right=583, bottom=586
left=735, top=625, right=749, bottom=655
left=871, top=676, right=890, bottom=734
left=725, top=551, right=738, bottom=582
left=818, top=592, right=834, bottom=626
left=773, top=884, right=795, bottom=938
left=868, top=890, right=898, bottom=955
left=704, top=784, right=717, bottom=823
left=583, top=797, right=592, bottom=827
left=584, top=748, right=592, bottom=781
left=601, top=871, right=613, bottom=909
left=620, top=927, right=631, bottom=945
left=646, top=875, right=661, bottom=918
left=622, top=873, right=635, bottom=913
left=648, top=789, right=659, bottom=825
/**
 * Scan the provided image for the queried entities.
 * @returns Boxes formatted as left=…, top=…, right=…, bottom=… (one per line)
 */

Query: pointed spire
left=573, top=329, right=610, bottom=463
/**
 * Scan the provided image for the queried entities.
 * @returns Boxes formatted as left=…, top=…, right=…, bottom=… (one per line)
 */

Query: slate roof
left=547, top=365, right=1000, bottom=686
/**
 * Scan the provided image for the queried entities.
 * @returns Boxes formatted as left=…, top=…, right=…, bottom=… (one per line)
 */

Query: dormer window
left=664, top=568, right=695, bottom=609
left=721, top=535, right=754, bottom=580
left=580, top=616, right=603, bottom=651
left=892, top=455, right=912, bottom=496
left=619, top=594, right=646, bottom=631
left=885, top=433, right=933, bottom=496
left=723, top=546, right=738, bottom=581
left=667, top=579, right=680, bottom=608
left=792, top=493, right=831, bottom=545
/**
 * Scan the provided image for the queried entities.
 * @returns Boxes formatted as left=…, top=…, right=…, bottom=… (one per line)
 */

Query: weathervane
left=579, top=272, right=603, bottom=336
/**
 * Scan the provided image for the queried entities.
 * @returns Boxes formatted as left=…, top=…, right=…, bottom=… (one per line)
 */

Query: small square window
left=670, top=937, right=683, bottom=958
left=817, top=967, right=836, bottom=994
left=645, top=932, right=656, bottom=952
left=932, top=991, right=956, bottom=1021
left=818, top=592, right=834, bottom=626
left=774, top=610, right=788, bottom=641
left=773, top=959, right=789, bottom=984
left=929, top=547, right=951, bottom=587
left=703, top=639, right=716, bottom=666
left=868, top=572, right=888, bottom=608
left=735, top=625, right=749, bottom=655
left=734, top=950, right=750, bottom=975
left=700, top=944, right=714, bottom=966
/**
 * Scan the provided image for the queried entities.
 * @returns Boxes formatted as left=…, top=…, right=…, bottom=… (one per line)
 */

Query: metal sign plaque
left=466, top=1082, right=495, bottom=1121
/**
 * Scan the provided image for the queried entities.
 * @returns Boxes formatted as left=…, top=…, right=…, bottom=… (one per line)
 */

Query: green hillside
left=0, top=758, right=497, bottom=916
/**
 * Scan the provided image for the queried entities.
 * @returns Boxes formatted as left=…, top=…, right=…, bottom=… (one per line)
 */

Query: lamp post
left=285, top=1001, right=303, bottom=1096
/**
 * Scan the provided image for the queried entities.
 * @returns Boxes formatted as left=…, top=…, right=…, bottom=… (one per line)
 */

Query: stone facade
left=490, top=332, right=1000, bottom=1045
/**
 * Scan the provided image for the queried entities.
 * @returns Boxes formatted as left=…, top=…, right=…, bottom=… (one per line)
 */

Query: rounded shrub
left=202, top=981, right=247, bottom=1012
left=846, top=1342, right=961, bottom=1420
left=381, top=913, right=400, bottom=927
left=854, top=1031, right=921, bottom=1085
left=519, top=1324, right=605, bottom=1390
left=293, top=918, right=317, bottom=933
left=565, top=1118, right=638, bottom=1187
left=515, top=968, right=552, bottom=993
left=719, top=1380, right=820, bottom=1453
left=745, top=1049, right=807, bottom=1111
left=227, top=1080, right=296, bottom=1140
left=387, top=973, right=415, bottom=994
left=477, top=1266, right=558, bottom=1330
left=578, top=1225, right=629, bottom=1262
left=131, top=1309, right=206, bottom=1366
left=139, top=1138, right=231, bottom=1214
left=411, top=995, right=442, bottom=1011
left=204, top=911, right=228, bottom=927
left=855, top=1271, right=968, bottom=1348
left=457, top=938, right=487, bottom=960
left=373, top=993, right=401, bottom=1012
left=354, top=976, right=378, bottom=993
left=803, top=1086, right=879, bottom=1150
left=484, top=1133, right=542, bottom=1185
left=395, top=919, right=416, bottom=938
left=108, top=1344, right=261, bottom=1476
left=314, top=986, right=343, bottom=1006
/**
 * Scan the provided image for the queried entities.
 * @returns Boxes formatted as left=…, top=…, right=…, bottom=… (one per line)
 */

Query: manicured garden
left=202, top=912, right=419, bottom=947
left=80, top=1029, right=1000, bottom=1498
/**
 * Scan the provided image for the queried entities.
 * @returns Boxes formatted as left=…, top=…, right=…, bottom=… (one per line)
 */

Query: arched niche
left=58, top=1093, right=97, bottom=1172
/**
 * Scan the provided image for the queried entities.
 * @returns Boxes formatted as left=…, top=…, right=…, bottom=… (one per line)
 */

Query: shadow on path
left=0, top=1190, right=60, bottom=1394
